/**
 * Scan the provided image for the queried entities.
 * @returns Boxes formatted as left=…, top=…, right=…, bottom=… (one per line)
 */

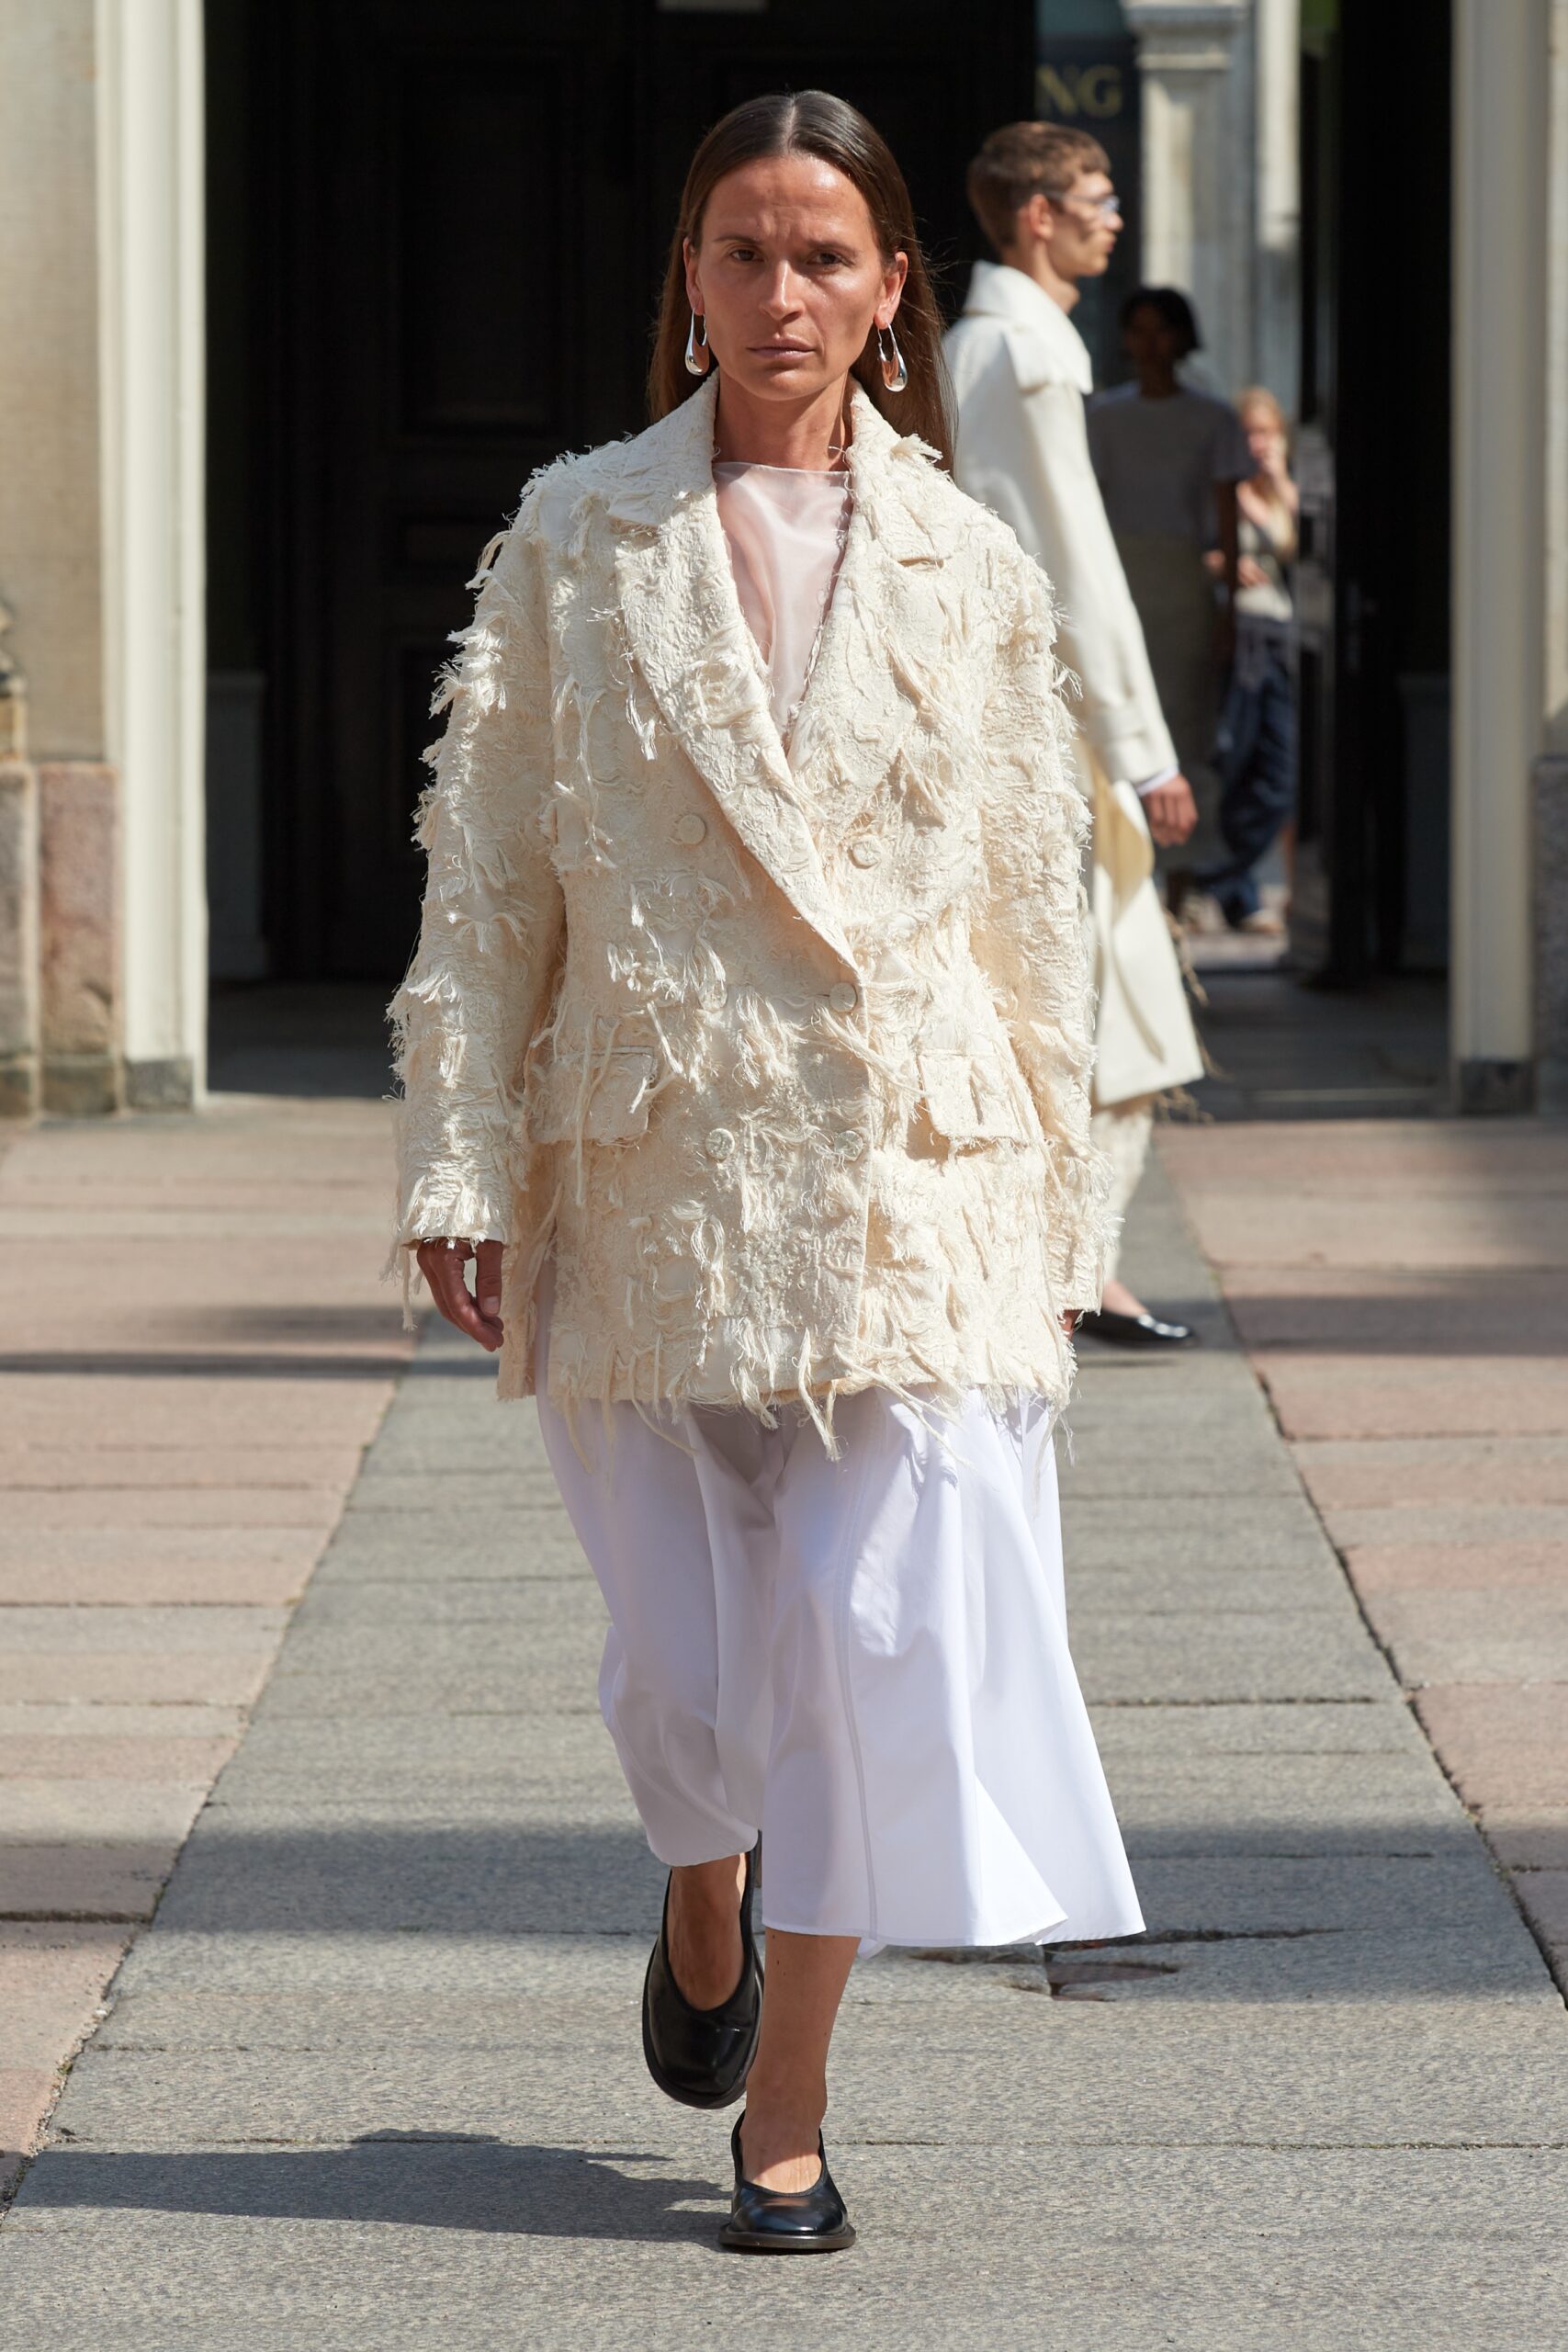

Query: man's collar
left=961, top=262, right=1094, bottom=395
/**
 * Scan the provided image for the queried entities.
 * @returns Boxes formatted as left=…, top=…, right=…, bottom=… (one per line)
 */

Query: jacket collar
left=962, top=261, right=1094, bottom=396
left=606, top=376, right=957, bottom=967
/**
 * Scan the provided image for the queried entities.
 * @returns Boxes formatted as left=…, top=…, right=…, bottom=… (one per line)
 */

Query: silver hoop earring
left=684, top=310, right=711, bottom=378
left=876, top=322, right=908, bottom=395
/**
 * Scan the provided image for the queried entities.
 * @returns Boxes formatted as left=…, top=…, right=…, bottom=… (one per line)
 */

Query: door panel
left=249, top=0, right=1032, bottom=978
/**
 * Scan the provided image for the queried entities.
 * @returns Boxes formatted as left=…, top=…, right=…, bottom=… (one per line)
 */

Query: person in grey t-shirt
left=1088, top=288, right=1252, bottom=895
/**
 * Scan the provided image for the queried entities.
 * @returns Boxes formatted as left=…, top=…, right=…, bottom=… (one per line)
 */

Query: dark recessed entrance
left=205, top=0, right=1032, bottom=983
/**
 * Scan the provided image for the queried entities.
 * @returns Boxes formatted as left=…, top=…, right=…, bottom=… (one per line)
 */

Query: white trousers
left=535, top=1277, right=1143, bottom=1953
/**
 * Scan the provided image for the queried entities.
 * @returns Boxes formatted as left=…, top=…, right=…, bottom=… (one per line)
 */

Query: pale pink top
left=713, top=459, right=852, bottom=754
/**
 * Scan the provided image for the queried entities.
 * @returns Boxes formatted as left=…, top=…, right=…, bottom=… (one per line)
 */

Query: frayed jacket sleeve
left=389, top=502, right=565, bottom=1262
left=976, top=556, right=1114, bottom=1316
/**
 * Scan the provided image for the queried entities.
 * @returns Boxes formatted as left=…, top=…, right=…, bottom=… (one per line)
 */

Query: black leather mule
left=1076, top=1305, right=1195, bottom=1348
left=718, top=2113, right=856, bottom=2254
left=640, top=1846, right=761, bottom=2110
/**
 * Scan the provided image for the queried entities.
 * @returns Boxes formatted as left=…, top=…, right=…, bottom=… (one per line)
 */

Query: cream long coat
left=390, top=374, right=1112, bottom=1427
left=943, top=263, right=1204, bottom=1108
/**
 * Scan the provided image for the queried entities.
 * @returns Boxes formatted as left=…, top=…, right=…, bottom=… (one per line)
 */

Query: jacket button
left=827, top=982, right=860, bottom=1014
left=705, top=1126, right=736, bottom=1161
left=672, top=812, right=707, bottom=845
left=833, top=1128, right=866, bottom=1161
left=849, top=837, right=882, bottom=867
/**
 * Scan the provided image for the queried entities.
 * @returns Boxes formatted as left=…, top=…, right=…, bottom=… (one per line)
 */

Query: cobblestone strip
left=0, top=1098, right=410, bottom=2195
left=1159, top=1116, right=1568, bottom=1993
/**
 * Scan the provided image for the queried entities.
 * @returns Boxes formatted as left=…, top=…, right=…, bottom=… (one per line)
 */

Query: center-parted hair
left=649, top=89, right=953, bottom=471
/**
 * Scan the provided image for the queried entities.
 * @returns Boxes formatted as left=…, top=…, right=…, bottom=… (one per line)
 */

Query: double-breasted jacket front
left=390, top=373, right=1112, bottom=1427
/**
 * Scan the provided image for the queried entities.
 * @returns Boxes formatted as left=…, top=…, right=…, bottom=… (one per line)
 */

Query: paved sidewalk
left=2, top=1129, right=1564, bottom=2347
left=1160, top=1118, right=1568, bottom=1991
left=0, top=1099, right=409, bottom=2189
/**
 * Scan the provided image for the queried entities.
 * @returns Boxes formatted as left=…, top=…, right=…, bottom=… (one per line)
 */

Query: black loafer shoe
left=641, top=1846, right=761, bottom=2110
left=1077, top=1306, right=1196, bottom=1349
left=718, top=2114, right=856, bottom=2254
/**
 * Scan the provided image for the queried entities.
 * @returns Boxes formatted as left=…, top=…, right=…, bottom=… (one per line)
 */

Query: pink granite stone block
left=1413, top=1685, right=1568, bottom=1806
left=1344, top=1543, right=1568, bottom=1593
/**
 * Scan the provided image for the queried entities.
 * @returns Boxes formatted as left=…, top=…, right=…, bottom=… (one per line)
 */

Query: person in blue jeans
left=1195, top=386, right=1298, bottom=932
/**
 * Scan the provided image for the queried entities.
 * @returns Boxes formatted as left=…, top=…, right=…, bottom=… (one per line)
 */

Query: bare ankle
left=739, top=2092, right=827, bottom=2191
left=665, top=1854, right=746, bottom=2010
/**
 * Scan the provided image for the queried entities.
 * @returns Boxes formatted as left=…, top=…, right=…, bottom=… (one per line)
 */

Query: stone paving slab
left=1414, top=1686, right=1568, bottom=1802
left=0, top=1375, right=391, bottom=1449
left=1323, top=1502, right=1568, bottom=1549
left=0, top=1706, right=246, bottom=1740
left=0, top=1560, right=317, bottom=1607
left=0, top=1845, right=183, bottom=1921
left=0, top=1491, right=344, bottom=1531
left=0, top=1607, right=291, bottom=1654
left=1069, top=1609, right=1393, bottom=1702
left=1348, top=1540, right=1567, bottom=1591
left=303, top=1516, right=587, bottom=1583
left=0, top=1656, right=276, bottom=1709
left=41, top=1995, right=1568, bottom=2156
left=1294, top=1435, right=1568, bottom=1506
left=0, top=1737, right=237, bottom=1782
left=0, top=1449, right=365, bottom=1491
left=86, top=1916, right=1550, bottom=2012
left=0, top=1782, right=209, bottom=1844
left=3, top=2149, right=1565, bottom=2352
left=1257, top=1357, right=1568, bottom=1441
left=1359, top=1589, right=1568, bottom=1685
left=1059, top=1492, right=1336, bottom=1574
left=1089, top=1696, right=1430, bottom=1757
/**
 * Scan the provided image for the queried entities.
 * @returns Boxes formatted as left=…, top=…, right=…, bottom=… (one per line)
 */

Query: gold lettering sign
left=1035, top=62, right=1124, bottom=120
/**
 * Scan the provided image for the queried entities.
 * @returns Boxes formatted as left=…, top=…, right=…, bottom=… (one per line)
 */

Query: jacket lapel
left=608, top=379, right=856, bottom=974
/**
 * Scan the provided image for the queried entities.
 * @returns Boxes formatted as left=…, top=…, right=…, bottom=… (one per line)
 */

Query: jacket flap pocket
left=528, top=1048, right=657, bottom=1147
left=917, top=1049, right=1024, bottom=1145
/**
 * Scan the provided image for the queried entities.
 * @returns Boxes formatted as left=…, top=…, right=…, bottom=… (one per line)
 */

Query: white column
left=95, top=0, right=207, bottom=1106
left=1450, top=0, right=1549, bottom=1108
left=1251, top=0, right=1300, bottom=407
left=1535, top=0, right=1568, bottom=1104
left=1546, top=0, right=1568, bottom=763
left=1123, top=0, right=1255, bottom=397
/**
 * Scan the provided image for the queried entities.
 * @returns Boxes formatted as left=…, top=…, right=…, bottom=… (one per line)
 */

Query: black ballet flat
left=719, top=2113, right=857, bottom=2254
left=641, top=1846, right=761, bottom=2110
left=1076, top=1306, right=1196, bottom=1349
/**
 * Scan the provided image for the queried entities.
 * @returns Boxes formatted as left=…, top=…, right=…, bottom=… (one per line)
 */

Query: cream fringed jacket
left=390, top=373, right=1112, bottom=1430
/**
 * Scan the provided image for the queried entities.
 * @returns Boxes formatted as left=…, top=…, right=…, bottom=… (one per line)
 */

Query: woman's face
left=1242, top=403, right=1288, bottom=474
left=684, top=153, right=907, bottom=407
left=1122, top=303, right=1183, bottom=371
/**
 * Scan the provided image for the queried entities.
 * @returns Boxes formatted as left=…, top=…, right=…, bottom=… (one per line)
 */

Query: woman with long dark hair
left=390, top=89, right=1141, bottom=2255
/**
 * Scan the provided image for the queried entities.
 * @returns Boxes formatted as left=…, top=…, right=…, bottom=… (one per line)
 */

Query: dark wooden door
left=1292, top=0, right=1451, bottom=986
left=250, top=0, right=1032, bottom=979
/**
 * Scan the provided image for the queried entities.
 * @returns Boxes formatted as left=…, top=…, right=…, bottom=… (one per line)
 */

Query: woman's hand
left=414, top=1238, right=506, bottom=1353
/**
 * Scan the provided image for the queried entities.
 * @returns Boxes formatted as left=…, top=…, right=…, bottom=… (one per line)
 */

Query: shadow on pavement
left=17, top=2137, right=722, bottom=2241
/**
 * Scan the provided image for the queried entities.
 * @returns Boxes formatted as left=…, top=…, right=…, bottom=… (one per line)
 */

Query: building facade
left=0, top=0, right=1563, bottom=1114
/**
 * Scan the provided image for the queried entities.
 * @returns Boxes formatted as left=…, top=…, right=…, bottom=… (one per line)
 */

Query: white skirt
left=534, top=1276, right=1143, bottom=1955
